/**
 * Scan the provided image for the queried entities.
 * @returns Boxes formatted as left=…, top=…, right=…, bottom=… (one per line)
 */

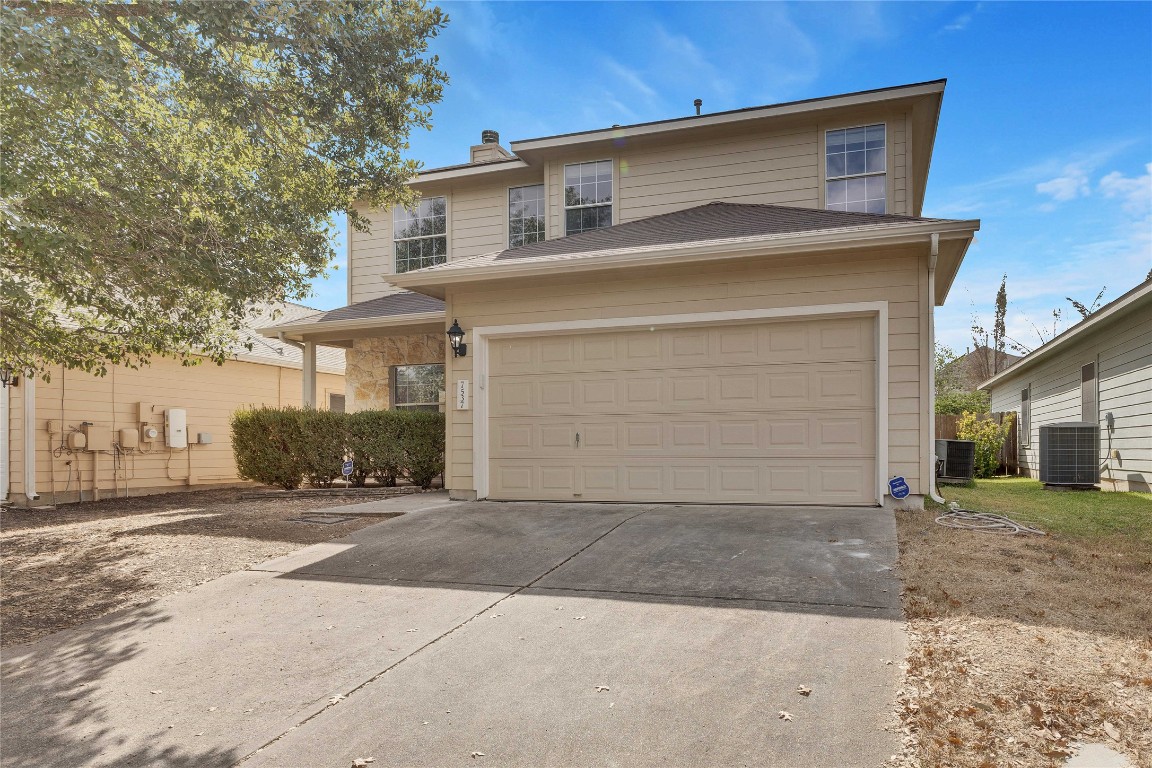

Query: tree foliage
left=1, top=0, right=448, bottom=377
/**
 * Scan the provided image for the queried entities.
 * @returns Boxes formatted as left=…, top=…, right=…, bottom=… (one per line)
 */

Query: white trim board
left=470, top=301, right=890, bottom=505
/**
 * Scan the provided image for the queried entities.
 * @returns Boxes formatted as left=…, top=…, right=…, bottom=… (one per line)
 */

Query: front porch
left=261, top=291, right=447, bottom=410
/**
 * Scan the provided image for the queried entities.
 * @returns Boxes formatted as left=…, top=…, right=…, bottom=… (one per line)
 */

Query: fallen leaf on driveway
left=208, top=706, right=218, bottom=711
left=150, top=690, right=162, bottom=695
left=406, top=629, right=418, bottom=632
left=1103, top=721, right=1121, bottom=740
left=574, top=616, right=586, bottom=620
left=778, top=711, right=793, bottom=721
left=490, top=614, right=504, bottom=618
left=471, top=752, right=485, bottom=758
left=796, top=686, right=811, bottom=696
left=595, top=686, right=610, bottom=692
left=329, top=694, right=345, bottom=705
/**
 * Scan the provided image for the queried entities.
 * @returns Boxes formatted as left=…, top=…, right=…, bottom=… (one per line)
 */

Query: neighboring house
left=942, top=345, right=1021, bottom=393
left=267, top=79, right=980, bottom=509
left=1, top=303, right=346, bottom=506
left=981, top=279, right=1152, bottom=492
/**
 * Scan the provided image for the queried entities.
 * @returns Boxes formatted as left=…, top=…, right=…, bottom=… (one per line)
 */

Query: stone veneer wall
left=346, top=333, right=445, bottom=411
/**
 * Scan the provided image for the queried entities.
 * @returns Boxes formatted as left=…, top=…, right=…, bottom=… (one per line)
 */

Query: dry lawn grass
left=1, top=488, right=401, bottom=647
left=889, top=501, right=1152, bottom=768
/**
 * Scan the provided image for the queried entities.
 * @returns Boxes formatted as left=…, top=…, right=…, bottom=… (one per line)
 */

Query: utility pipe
left=23, top=375, right=39, bottom=502
left=1, top=381, right=9, bottom=503
left=926, top=233, right=946, bottom=505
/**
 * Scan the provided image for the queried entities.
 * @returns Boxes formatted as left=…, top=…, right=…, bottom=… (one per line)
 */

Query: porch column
left=302, top=342, right=317, bottom=408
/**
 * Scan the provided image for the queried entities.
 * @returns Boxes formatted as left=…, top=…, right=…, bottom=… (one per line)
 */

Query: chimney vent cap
left=693, top=98, right=703, bottom=116
left=481, top=129, right=500, bottom=144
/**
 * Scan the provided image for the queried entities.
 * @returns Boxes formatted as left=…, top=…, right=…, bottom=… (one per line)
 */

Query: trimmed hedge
left=231, top=407, right=445, bottom=490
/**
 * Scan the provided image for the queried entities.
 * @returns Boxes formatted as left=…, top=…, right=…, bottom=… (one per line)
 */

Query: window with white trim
left=564, top=160, right=612, bottom=235
left=393, top=196, right=447, bottom=273
left=392, top=364, right=445, bottom=411
left=825, top=124, right=886, bottom=214
left=509, top=184, right=545, bottom=248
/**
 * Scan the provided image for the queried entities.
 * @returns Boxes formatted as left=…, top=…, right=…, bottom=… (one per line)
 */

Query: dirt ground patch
left=1, top=488, right=402, bottom=647
left=888, top=507, right=1152, bottom=768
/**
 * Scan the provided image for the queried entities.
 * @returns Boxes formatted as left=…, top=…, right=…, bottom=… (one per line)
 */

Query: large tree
left=1, top=0, right=447, bottom=377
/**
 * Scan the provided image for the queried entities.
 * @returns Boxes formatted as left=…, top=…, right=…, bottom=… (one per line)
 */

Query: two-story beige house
left=267, top=79, right=980, bottom=509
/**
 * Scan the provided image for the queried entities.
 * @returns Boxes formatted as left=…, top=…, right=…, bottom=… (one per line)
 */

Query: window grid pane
left=393, top=364, right=445, bottom=409
left=564, top=160, right=613, bottom=235
left=825, top=124, right=885, bottom=214
left=509, top=184, right=546, bottom=248
left=394, top=196, right=448, bottom=272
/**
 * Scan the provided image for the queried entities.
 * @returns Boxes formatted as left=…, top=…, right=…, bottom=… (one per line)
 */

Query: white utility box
left=165, top=408, right=188, bottom=449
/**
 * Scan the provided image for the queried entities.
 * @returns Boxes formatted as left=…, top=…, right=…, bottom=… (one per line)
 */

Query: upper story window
left=825, top=124, right=886, bottom=214
left=564, top=160, right=612, bottom=235
left=509, top=184, right=545, bottom=248
left=393, top=196, right=446, bottom=273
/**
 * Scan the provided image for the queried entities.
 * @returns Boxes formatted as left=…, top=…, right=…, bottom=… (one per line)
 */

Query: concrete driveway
left=1, top=494, right=904, bottom=768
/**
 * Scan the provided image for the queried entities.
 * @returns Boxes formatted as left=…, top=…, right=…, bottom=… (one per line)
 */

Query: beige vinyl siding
left=444, top=246, right=926, bottom=498
left=349, top=202, right=402, bottom=304
left=989, top=301, right=1151, bottom=490
left=6, top=357, right=344, bottom=504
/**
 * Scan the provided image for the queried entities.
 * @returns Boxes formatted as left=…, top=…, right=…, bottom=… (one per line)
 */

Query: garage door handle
left=575, top=432, right=580, bottom=448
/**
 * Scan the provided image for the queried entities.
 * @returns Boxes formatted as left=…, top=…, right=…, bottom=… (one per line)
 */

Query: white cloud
left=944, top=3, right=984, bottom=32
left=1035, top=165, right=1091, bottom=202
left=601, top=57, right=658, bottom=101
left=1099, top=163, right=1152, bottom=216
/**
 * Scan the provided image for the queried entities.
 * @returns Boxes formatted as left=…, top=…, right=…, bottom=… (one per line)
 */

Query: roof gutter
left=391, top=220, right=979, bottom=292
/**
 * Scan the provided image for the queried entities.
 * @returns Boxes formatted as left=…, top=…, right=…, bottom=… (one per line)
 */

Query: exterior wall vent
left=1038, top=422, right=1099, bottom=486
left=935, top=439, right=975, bottom=482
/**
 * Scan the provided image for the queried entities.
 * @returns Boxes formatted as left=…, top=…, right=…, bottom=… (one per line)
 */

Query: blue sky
left=308, top=1, right=1152, bottom=354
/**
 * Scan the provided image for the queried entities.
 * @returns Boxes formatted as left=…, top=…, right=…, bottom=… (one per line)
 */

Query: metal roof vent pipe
left=481, top=129, right=500, bottom=144
left=694, top=98, right=702, bottom=116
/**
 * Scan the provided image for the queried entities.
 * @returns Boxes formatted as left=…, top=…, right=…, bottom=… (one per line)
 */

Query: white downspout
left=927, top=233, right=946, bottom=504
left=23, top=375, right=39, bottom=502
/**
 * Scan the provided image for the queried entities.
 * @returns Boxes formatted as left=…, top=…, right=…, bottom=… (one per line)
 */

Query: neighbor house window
left=564, top=160, right=612, bottom=235
left=1081, top=362, right=1097, bottom=423
left=509, top=184, right=545, bottom=248
left=393, top=196, right=447, bottom=273
left=825, top=124, right=886, bottom=213
left=392, top=364, right=445, bottom=411
left=1020, top=386, right=1031, bottom=446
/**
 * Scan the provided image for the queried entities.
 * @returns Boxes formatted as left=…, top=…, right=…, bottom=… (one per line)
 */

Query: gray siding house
left=981, top=279, right=1151, bottom=492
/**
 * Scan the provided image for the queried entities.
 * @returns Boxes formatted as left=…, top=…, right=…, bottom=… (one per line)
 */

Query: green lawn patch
left=931, top=477, right=1152, bottom=543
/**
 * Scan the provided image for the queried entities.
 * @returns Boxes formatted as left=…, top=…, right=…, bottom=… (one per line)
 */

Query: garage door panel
left=487, top=317, right=875, bottom=377
left=490, top=411, right=874, bottom=459
left=487, top=318, right=877, bottom=505
left=489, top=362, right=876, bottom=417
left=488, top=458, right=877, bottom=504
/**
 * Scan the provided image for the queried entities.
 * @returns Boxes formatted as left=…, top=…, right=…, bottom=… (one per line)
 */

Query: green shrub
left=957, top=411, right=1015, bottom=479
left=936, top=389, right=990, bottom=415
left=398, top=410, right=445, bottom=489
left=231, top=406, right=445, bottom=490
left=347, top=410, right=404, bottom=487
left=298, top=408, right=348, bottom=488
left=231, top=407, right=307, bottom=490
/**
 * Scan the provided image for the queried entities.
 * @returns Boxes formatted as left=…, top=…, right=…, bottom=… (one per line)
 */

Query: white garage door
left=487, top=317, right=877, bottom=505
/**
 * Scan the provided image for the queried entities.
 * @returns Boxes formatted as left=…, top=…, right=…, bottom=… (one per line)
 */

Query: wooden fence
left=935, top=412, right=1019, bottom=474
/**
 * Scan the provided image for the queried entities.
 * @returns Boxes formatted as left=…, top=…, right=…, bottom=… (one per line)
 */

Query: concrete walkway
left=2, top=496, right=904, bottom=768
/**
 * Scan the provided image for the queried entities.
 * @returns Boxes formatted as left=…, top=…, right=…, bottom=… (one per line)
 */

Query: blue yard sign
left=341, top=460, right=354, bottom=477
left=888, top=476, right=910, bottom=499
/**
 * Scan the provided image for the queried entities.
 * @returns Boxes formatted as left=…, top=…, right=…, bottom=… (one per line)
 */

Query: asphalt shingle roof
left=241, top=302, right=346, bottom=372
left=411, top=202, right=962, bottom=274
left=277, top=291, right=445, bottom=326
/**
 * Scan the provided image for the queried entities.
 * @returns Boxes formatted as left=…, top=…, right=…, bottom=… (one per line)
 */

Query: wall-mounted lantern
left=447, top=319, right=468, bottom=358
